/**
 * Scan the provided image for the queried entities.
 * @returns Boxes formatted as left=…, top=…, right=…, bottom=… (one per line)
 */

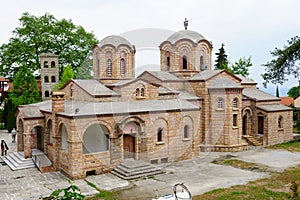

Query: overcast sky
left=1, top=0, right=300, bottom=95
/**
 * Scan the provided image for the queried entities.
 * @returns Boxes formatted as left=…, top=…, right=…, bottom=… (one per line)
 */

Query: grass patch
left=268, top=141, right=300, bottom=152
left=194, top=141, right=300, bottom=199
left=85, top=180, right=117, bottom=200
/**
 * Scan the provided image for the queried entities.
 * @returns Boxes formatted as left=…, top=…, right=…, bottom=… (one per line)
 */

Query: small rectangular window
left=157, top=128, right=163, bottom=142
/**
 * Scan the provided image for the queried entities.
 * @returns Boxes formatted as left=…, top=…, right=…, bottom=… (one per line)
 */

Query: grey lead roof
left=164, top=30, right=206, bottom=44
left=243, top=88, right=279, bottom=101
left=73, top=79, right=119, bottom=96
left=97, top=35, right=133, bottom=49
left=189, top=70, right=222, bottom=81
left=39, top=99, right=199, bottom=117
left=141, top=71, right=181, bottom=81
left=209, top=78, right=242, bottom=89
left=18, top=100, right=51, bottom=118
left=256, top=104, right=292, bottom=112
left=235, top=75, right=257, bottom=85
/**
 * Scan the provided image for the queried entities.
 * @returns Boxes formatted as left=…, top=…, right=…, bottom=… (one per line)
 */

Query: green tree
left=215, top=43, right=229, bottom=71
left=75, top=51, right=93, bottom=79
left=5, top=64, right=41, bottom=131
left=230, top=56, right=252, bottom=77
left=0, top=12, right=98, bottom=78
left=287, top=86, right=299, bottom=98
left=262, top=36, right=300, bottom=86
left=55, top=64, right=74, bottom=90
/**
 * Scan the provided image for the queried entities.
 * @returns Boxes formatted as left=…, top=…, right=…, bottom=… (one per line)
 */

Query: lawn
left=193, top=141, right=300, bottom=200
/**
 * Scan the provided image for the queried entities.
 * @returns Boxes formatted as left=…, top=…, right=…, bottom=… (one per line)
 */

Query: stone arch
left=82, top=123, right=110, bottom=154
left=46, top=118, right=53, bottom=144
left=182, top=115, right=194, bottom=139
left=242, top=107, right=253, bottom=135
left=154, top=118, right=168, bottom=142
left=31, top=125, right=45, bottom=152
left=17, top=118, right=24, bottom=151
left=58, top=123, right=68, bottom=150
left=119, top=116, right=145, bottom=133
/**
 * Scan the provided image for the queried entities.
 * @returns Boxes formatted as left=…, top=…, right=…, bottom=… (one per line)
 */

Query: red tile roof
left=280, top=97, right=294, bottom=107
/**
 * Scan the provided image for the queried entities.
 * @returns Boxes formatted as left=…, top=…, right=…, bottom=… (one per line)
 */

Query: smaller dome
left=165, top=30, right=205, bottom=44
left=97, top=35, right=133, bottom=49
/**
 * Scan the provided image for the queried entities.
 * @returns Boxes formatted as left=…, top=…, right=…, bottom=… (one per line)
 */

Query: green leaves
left=54, top=64, right=74, bottom=90
left=215, top=43, right=229, bottom=70
left=50, top=179, right=85, bottom=200
left=0, top=12, right=98, bottom=78
left=262, top=36, right=300, bottom=86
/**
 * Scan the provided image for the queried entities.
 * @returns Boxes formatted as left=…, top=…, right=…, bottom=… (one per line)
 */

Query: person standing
left=11, top=128, right=17, bottom=143
left=1, top=140, right=8, bottom=156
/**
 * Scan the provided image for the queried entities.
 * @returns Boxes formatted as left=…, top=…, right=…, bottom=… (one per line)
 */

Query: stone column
left=23, top=133, right=32, bottom=158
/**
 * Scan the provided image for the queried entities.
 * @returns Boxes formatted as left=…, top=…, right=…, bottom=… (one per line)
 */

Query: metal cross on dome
left=184, top=18, right=188, bottom=30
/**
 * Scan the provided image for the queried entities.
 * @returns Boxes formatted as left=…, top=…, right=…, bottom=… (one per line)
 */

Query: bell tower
left=40, top=54, right=59, bottom=100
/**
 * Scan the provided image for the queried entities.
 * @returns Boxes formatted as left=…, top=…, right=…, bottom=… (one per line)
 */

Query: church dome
left=164, top=30, right=206, bottom=44
left=97, top=35, right=134, bottom=50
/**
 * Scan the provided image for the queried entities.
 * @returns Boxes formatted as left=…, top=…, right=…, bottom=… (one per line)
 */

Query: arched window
left=157, top=127, right=163, bottom=142
left=51, top=61, right=55, bottom=68
left=184, top=125, right=189, bottom=138
left=140, top=88, right=145, bottom=97
left=82, top=124, right=110, bottom=154
left=217, top=97, right=223, bottom=109
left=167, top=57, right=170, bottom=68
left=45, top=91, right=50, bottom=97
left=233, top=98, right=238, bottom=108
left=107, top=59, right=112, bottom=76
left=44, top=61, right=49, bottom=68
left=136, top=88, right=139, bottom=97
left=278, top=116, right=283, bottom=128
left=51, top=76, right=56, bottom=83
left=120, top=58, right=125, bottom=76
left=61, top=124, right=68, bottom=150
left=200, top=55, right=204, bottom=68
left=44, top=76, right=49, bottom=83
left=182, top=55, right=187, bottom=69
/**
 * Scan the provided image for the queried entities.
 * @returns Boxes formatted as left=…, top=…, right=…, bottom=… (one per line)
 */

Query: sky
left=0, top=0, right=300, bottom=96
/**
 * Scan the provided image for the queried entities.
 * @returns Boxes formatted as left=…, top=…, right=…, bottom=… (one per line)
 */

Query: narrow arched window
left=140, top=88, right=145, bottom=97
left=217, top=97, right=223, bottom=109
left=184, top=125, right=189, bottom=138
left=157, top=127, right=163, bottom=142
left=107, top=59, right=112, bottom=76
left=45, top=91, right=50, bottom=97
left=136, top=88, right=139, bottom=97
left=182, top=55, right=187, bottom=69
left=278, top=116, right=283, bottom=128
left=44, top=76, right=49, bottom=83
left=233, top=98, right=238, bottom=108
left=200, top=55, right=204, bottom=68
left=51, top=76, right=56, bottom=83
left=120, top=58, right=125, bottom=76
left=44, top=61, right=49, bottom=68
left=51, top=61, right=55, bottom=68
left=167, top=56, right=170, bottom=67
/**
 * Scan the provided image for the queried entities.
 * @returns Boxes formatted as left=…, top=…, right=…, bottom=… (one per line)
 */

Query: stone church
left=16, top=23, right=293, bottom=179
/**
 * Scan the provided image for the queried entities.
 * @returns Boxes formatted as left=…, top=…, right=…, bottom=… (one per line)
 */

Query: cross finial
left=184, top=18, right=188, bottom=30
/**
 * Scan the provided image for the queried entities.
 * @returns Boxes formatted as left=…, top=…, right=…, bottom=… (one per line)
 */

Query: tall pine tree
left=5, top=64, right=41, bottom=131
left=215, top=43, right=229, bottom=71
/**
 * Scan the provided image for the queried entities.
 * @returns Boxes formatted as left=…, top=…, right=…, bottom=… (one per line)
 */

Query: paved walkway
left=1, top=129, right=300, bottom=200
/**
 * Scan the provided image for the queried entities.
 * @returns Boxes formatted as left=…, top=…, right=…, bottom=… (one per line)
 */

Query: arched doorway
left=257, top=114, right=264, bottom=135
left=123, top=122, right=139, bottom=159
left=18, top=119, right=24, bottom=151
left=32, top=126, right=44, bottom=151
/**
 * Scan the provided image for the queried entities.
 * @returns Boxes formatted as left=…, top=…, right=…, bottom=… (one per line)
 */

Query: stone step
left=113, top=166, right=162, bottom=177
left=243, top=135, right=262, bottom=146
left=1, top=152, right=35, bottom=171
left=112, top=159, right=165, bottom=180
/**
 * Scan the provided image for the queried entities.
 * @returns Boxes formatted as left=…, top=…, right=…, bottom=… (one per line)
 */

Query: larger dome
left=165, top=30, right=206, bottom=44
left=97, top=35, right=133, bottom=49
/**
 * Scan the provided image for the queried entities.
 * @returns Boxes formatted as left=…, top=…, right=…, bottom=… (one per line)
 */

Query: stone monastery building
left=16, top=23, right=293, bottom=179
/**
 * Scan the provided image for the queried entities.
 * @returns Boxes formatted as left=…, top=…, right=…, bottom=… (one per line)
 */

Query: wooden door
left=123, top=134, right=135, bottom=159
left=258, top=116, right=264, bottom=135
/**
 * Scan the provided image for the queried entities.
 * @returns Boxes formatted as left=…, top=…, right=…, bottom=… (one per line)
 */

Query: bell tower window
left=182, top=55, right=187, bottom=70
left=107, top=59, right=112, bottom=77
left=120, top=58, right=125, bottom=76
